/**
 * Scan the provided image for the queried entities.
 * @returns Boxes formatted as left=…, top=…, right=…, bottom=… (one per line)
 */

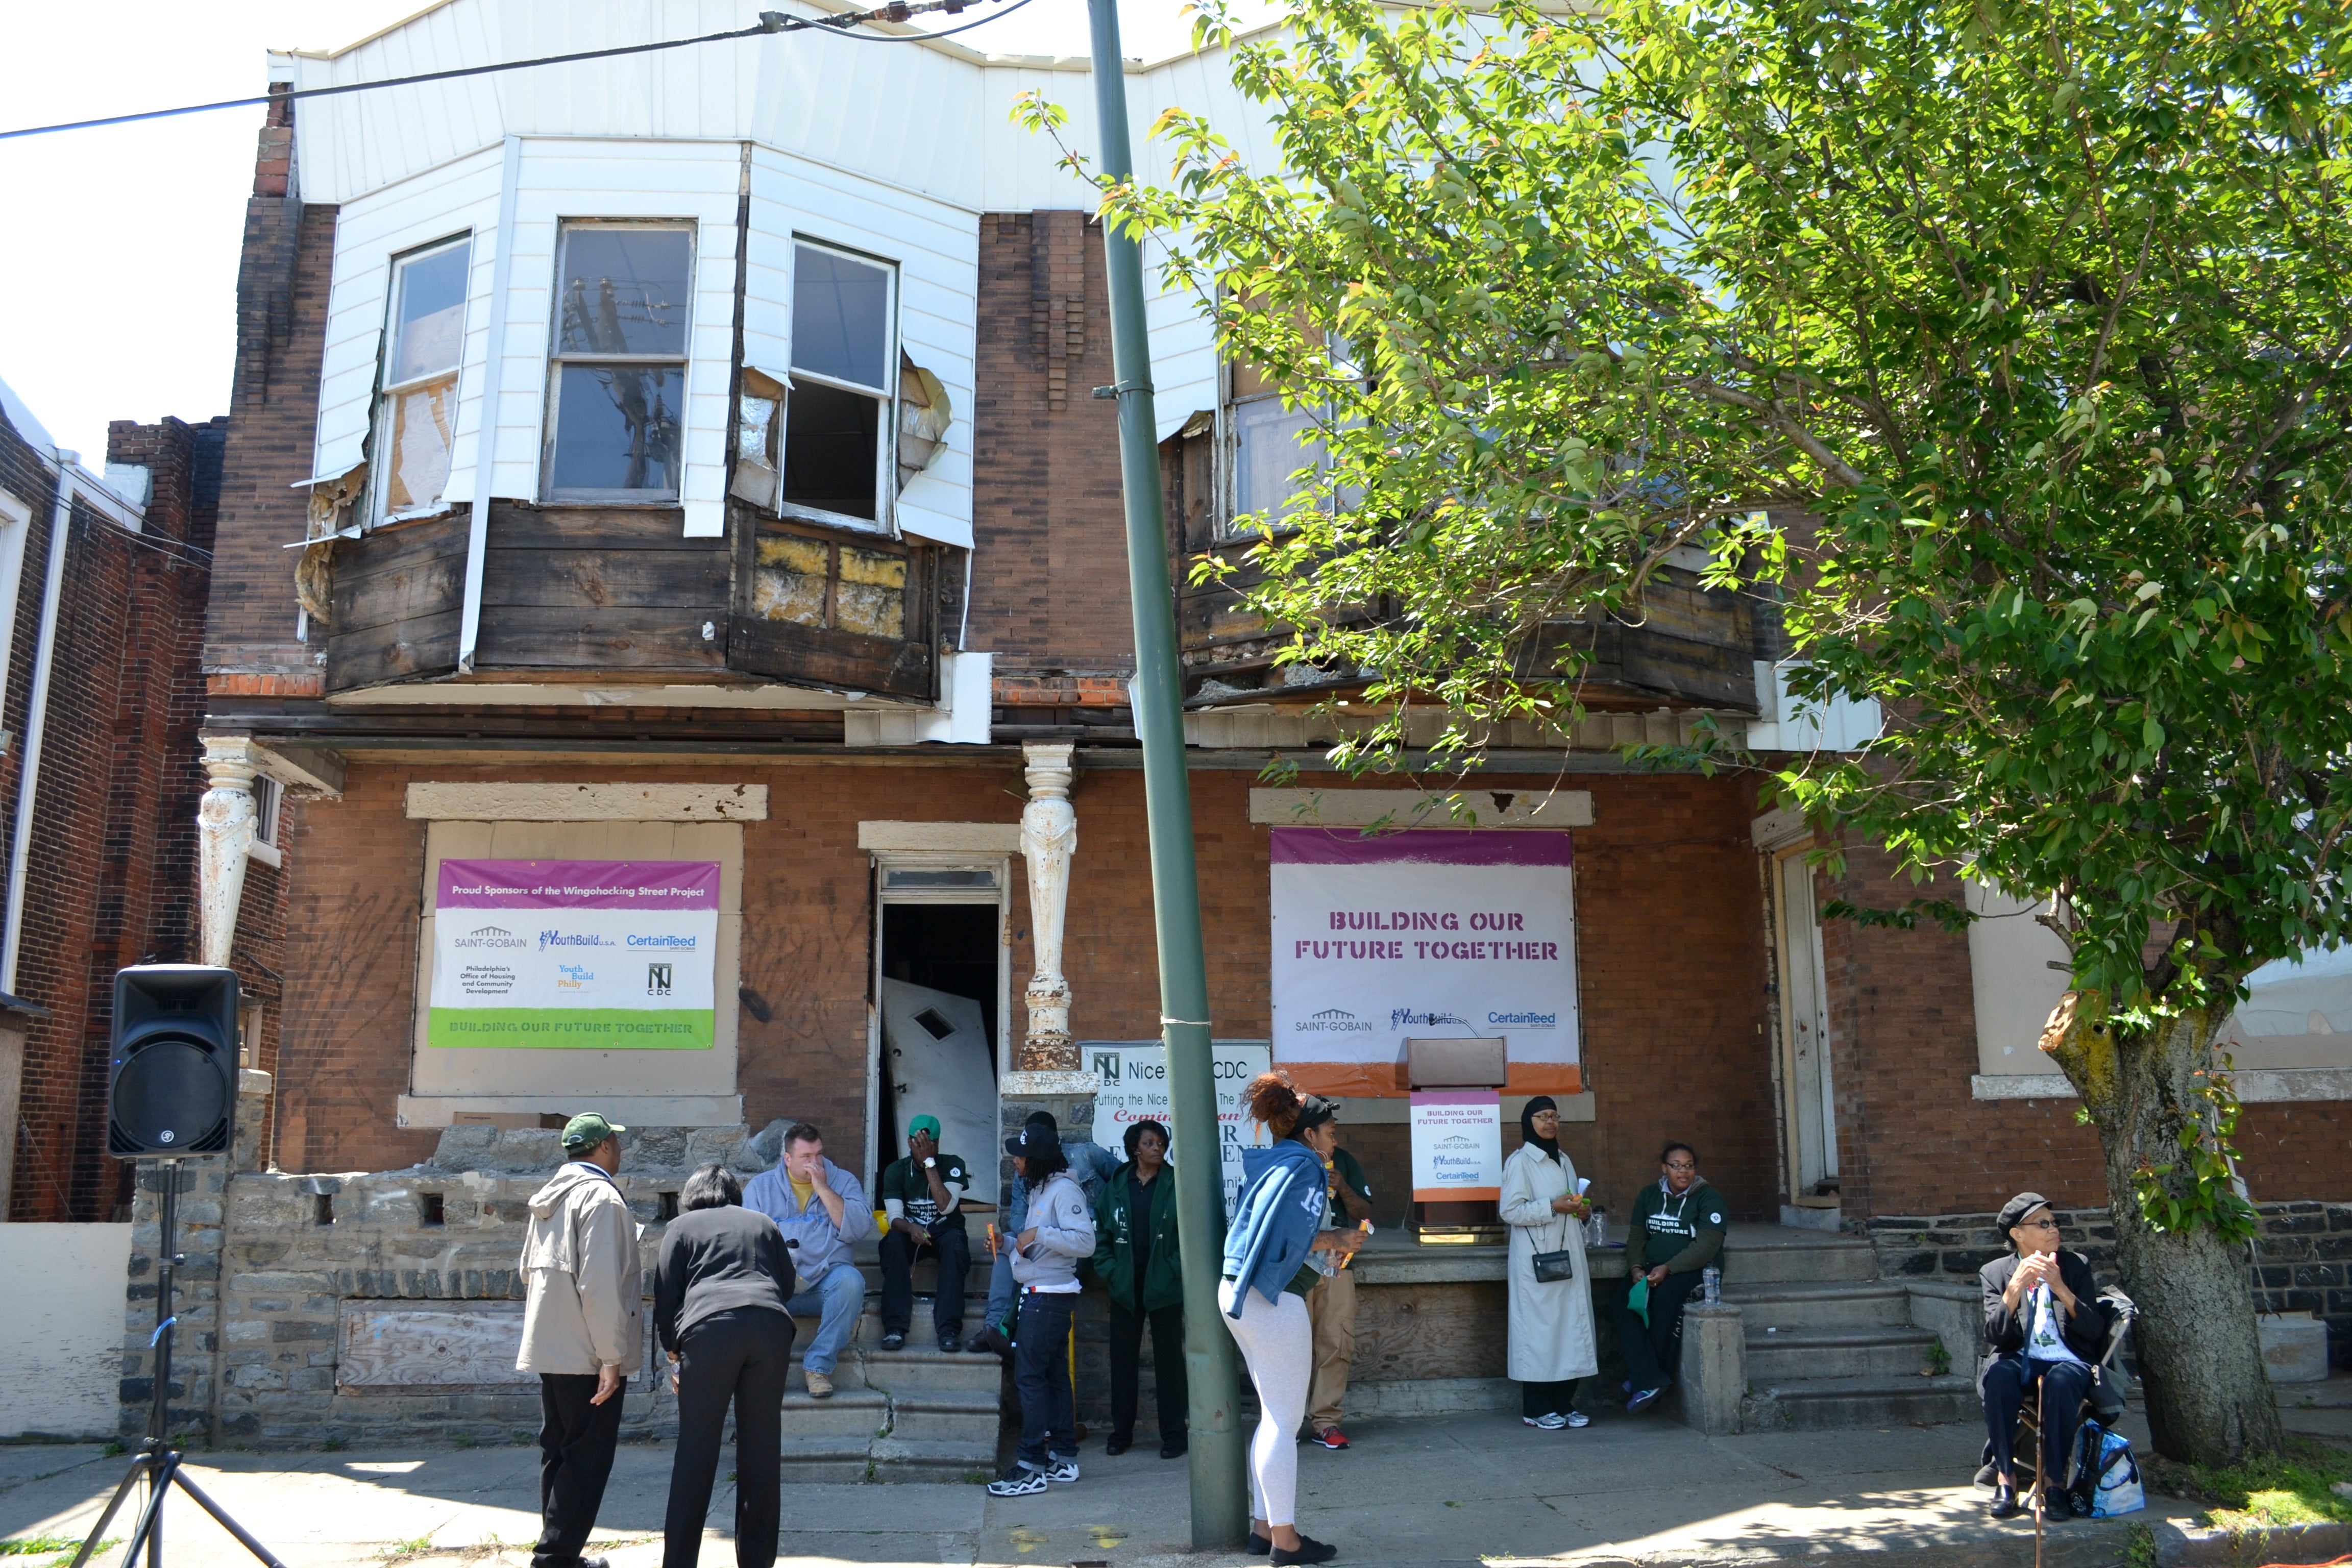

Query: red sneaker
left=1310, top=1426, right=1350, bottom=1450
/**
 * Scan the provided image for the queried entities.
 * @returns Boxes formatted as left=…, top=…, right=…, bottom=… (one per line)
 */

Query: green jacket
left=1627, top=1179, right=1728, bottom=1275
left=1094, top=1161, right=1183, bottom=1312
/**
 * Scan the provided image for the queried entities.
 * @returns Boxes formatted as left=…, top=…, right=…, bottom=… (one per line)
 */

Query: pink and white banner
left=428, top=860, right=720, bottom=1049
left=1269, top=829, right=1580, bottom=1097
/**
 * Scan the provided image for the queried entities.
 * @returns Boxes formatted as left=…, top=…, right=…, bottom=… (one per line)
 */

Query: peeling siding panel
left=312, top=145, right=505, bottom=488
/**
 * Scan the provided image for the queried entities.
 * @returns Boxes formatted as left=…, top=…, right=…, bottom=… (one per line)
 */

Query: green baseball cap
left=561, top=1112, right=626, bottom=1152
left=908, top=1114, right=941, bottom=1140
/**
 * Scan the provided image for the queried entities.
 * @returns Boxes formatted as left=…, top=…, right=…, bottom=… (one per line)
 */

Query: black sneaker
left=1247, top=1533, right=1271, bottom=1556
left=880, top=1332, right=906, bottom=1351
left=986, top=1466, right=1048, bottom=1497
left=939, top=1331, right=961, bottom=1353
left=1270, top=1536, right=1339, bottom=1565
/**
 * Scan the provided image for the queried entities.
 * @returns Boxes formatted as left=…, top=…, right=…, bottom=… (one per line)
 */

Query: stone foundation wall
left=1867, top=1202, right=2352, bottom=1368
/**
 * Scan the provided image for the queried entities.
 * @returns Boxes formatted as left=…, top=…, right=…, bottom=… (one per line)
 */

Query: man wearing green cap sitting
left=876, top=1114, right=973, bottom=1352
left=517, top=1113, right=642, bottom=1568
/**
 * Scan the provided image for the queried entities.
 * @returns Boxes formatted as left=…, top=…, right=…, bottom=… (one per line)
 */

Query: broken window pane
left=781, top=377, right=880, bottom=521
left=390, top=242, right=470, bottom=384
left=383, top=377, right=457, bottom=514
left=1231, top=394, right=1322, bottom=522
left=549, top=364, right=684, bottom=495
left=791, top=243, right=891, bottom=390
left=556, top=228, right=693, bottom=356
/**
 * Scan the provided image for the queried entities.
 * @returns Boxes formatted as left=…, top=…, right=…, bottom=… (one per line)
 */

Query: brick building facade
left=0, top=385, right=227, bottom=1220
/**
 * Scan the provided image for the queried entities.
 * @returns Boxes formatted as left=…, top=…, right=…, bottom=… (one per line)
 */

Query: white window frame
left=541, top=219, right=698, bottom=506
left=247, top=774, right=284, bottom=868
left=1217, top=332, right=1363, bottom=543
left=373, top=233, right=474, bottom=525
left=779, top=237, right=900, bottom=537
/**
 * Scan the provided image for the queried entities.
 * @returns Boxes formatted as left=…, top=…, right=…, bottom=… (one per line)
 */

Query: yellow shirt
left=788, top=1175, right=816, bottom=1211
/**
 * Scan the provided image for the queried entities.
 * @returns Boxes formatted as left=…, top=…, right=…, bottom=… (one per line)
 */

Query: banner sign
left=1410, top=1091, right=1503, bottom=1201
left=1269, top=828, right=1581, bottom=1096
left=1086, top=1040, right=1271, bottom=1218
left=428, top=859, right=720, bottom=1049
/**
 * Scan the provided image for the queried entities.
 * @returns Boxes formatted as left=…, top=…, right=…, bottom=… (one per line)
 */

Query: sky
left=0, top=0, right=1245, bottom=467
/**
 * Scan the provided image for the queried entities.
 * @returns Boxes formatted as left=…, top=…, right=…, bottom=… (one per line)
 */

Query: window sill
left=779, top=503, right=892, bottom=537
left=247, top=839, right=283, bottom=869
left=541, top=494, right=685, bottom=507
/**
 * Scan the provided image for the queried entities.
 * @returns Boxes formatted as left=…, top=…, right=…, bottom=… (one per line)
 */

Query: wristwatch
left=922, top=1157, right=937, bottom=1169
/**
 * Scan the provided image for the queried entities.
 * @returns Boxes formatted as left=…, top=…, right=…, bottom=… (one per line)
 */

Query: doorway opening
left=1771, top=847, right=1840, bottom=1219
left=872, top=860, right=1007, bottom=1211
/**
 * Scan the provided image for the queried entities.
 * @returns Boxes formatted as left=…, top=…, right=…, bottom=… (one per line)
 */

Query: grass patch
left=1, top=1538, right=118, bottom=1568
left=2142, top=1436, right=2352, bottom=1529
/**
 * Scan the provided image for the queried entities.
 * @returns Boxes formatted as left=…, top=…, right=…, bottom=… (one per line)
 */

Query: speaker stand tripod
left=69, top=1160, right=286, bottom=1568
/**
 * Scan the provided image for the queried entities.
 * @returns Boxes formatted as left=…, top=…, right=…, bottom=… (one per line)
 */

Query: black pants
left=533, top=1370, right=626, bottom=1568
left=1012, top=1289, right=1077, bottom=1470
left=664, top=1307, right=795, bottom=1568
left=1108, top=1297, right=1187, bottom=1443
left=1620, top=1270, right=1704, bottom=1395
left=878, top=1223, right=971, bottom=1340
left=1983, top=1354, right=2094, bottom=1490
left=1521, top=1379, right=1581, bottom=1420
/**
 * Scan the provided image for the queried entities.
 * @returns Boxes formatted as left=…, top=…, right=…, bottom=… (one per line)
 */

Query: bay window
left=543, top=222, right=694, bottom=502
left=376, top=235, right=471, bottom=520
left=781, top=240, right=897, bottom=530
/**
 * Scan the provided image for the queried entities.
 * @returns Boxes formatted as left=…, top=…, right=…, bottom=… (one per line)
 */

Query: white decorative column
left=199, top=736, right=260, bottom=969
left=1018, top=743, right=1078, bottom=1073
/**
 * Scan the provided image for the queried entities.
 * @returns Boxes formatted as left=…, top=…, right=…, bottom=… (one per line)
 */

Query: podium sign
left=1409, top=1091, right=1503, bottom=1202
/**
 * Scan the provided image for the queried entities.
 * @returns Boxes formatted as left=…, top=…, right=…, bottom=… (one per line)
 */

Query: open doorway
left=873, top=863, right=1006, bottom=1210
left=1771, top=847, right=1839, bottom=1220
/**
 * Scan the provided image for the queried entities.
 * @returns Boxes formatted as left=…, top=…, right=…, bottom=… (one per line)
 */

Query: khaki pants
left=1304, top=1267, right=1357, bottom=1431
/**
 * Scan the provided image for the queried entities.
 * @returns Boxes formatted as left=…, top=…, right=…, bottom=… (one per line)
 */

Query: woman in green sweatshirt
left=1620, top=1141, right=1727, bottom=1412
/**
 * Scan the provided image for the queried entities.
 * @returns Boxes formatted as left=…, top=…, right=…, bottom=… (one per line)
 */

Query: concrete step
left=775, top=1385, right=890, bottom=1437
left=776, top=1435, right=883, bottom=1484
left=1725, top=1281, right=1912, bottom=1330
left=1722, top=1237, right=1882, bottom=1286
left=1744, top=1325, right=1944, bottom=1382
left=852, top=1257, right=998, bottom=1296
left=860, top=1345, right=1006, bottom=1396
left=1741, top=1372, right=1981, bottom=1432
left=885, top=1391, right=1003, bottom=1443
left=871, top=1436, right=999, bottom=1482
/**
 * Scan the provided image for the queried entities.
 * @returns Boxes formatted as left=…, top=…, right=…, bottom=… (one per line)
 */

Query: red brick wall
left=0, top=410, right=224, bottom=1219
left=268, top=762, right=1780, bottom=1227
left=204, top=88, right=333, bottom=690
left=965, top=211, right=1136, bottom=676
left=1817, top=844, right=2352, bottom=1217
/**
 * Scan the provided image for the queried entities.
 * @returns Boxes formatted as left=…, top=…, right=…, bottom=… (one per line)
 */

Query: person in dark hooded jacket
left=1095, top=1119, right=1187, bottom=1457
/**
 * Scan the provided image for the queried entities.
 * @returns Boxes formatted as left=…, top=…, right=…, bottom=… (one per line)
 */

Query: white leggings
left=1219, top=1279, right=1311, bottom=1527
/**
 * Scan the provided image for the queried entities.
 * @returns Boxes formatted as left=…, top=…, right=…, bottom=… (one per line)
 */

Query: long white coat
left=1498, top=1142, right=1598, bottom=1383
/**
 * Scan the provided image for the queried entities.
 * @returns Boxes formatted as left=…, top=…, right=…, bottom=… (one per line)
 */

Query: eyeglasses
left=2022, top=1216, right=2061, bottom=1230
left=1663, top=1160, right=1696, bottom=1171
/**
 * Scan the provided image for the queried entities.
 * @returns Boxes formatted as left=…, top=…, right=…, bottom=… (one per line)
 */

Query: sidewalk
left=0, top=1408, right=2214, bottom=1568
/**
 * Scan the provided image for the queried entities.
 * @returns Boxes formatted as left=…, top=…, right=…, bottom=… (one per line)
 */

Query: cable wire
left=0, top=0, right=1019, bottom=141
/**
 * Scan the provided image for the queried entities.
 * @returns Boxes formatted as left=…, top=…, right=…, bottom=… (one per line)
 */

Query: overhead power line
left=0, top=0, right=1034, bottom=141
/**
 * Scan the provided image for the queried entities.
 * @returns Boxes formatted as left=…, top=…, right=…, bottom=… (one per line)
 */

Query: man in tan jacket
left=518, top=1113, right=643, bottom=1568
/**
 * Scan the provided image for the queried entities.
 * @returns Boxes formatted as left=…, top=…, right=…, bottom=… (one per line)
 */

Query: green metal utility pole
left=1082, top=0, right=1250, bottom=1547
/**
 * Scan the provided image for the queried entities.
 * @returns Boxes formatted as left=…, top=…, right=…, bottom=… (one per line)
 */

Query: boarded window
left=781, top=241, right=895, bottom=530
left=544, top=224, right=694, bottom=502
left=377, top=236, right=470, bottom=519
left=730, top=521, right=936, bottom=699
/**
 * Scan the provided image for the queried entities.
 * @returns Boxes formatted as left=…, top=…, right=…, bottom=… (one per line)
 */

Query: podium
left=1406, top=1036, right=1508, bottom=1245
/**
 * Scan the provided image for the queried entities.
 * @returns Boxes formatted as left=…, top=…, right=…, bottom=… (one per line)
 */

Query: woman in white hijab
left=1498, top=1096, right=1597, bottom=1429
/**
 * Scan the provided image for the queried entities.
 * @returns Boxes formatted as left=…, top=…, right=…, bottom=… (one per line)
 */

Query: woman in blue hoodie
left=1221, top=1073, right=1362, bottom=1567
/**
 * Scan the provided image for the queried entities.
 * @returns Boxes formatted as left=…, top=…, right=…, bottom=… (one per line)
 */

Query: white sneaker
left=1524, top=1412, right=1568, bottom=1430
left=1043, top=1457, right=1081, bottom=1483
left=1562, top=1410, right=1590, bottom=1428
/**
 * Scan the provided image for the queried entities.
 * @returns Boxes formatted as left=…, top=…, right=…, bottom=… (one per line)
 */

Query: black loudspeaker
left=108, top=965, right=240, bottom=1159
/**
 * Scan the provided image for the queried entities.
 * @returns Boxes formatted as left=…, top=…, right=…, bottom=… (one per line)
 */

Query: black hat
left=1007, top=1122, right=1061, bottom=1160
left=1997, top=1191, right=2051, bottom=1245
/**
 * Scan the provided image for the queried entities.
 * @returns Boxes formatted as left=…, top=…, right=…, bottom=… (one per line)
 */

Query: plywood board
left=0, top=1223, right=132, bottom=1437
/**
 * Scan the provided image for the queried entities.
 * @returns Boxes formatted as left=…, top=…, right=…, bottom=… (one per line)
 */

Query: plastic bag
left=2070, top=1420, right=2145, bottom=1518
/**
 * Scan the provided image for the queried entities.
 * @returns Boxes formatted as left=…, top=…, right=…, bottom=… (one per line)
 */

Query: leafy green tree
left=1020, top=0, right=2352, bottom=1461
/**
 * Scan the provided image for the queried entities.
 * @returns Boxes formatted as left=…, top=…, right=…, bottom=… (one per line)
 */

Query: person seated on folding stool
left=1979, top=1192, right=2111, bottom=1521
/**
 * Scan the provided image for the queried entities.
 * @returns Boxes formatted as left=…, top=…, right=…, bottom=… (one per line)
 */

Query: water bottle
left=1587, top=1208, right=1608, bottom=1248
left=1702, top=1265, right=1722, bottom=1305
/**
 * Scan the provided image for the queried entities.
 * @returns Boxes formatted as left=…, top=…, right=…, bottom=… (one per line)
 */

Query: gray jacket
left=1009, top=1169, right=1096, bottom=1288
left=516, top=1163, right=644, bottom=1376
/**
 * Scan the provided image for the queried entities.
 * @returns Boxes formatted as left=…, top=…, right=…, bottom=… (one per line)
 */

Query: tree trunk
left=2045, top=994, right=2284, bottom=1465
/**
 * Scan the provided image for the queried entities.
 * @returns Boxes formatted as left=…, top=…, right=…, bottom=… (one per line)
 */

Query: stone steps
left=765, top=1307, right=1001, bottom=1481
left=1744, top=1324, right=1945, bottom=1382
left=1725, top=1280, right=1913, bottom=1330
left=1722, top=1236, right=1882, bottom=1285
left=1740, top=1370, right=1982, bottom=1431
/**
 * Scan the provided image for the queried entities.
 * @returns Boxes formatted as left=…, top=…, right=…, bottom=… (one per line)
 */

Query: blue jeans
left=786, top=1262, right=867, bottom=1376
left=1012, top=1289, right=1077, bottom=1471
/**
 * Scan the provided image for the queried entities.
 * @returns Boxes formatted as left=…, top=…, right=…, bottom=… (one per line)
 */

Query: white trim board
left=1248, top=788, right=1594, bottom=829
left=1972, top=1069, right=2352, bottom=1103
left=857, top=821, right=1021, bottom=853
left=405, top=783, right=769, bottom=820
